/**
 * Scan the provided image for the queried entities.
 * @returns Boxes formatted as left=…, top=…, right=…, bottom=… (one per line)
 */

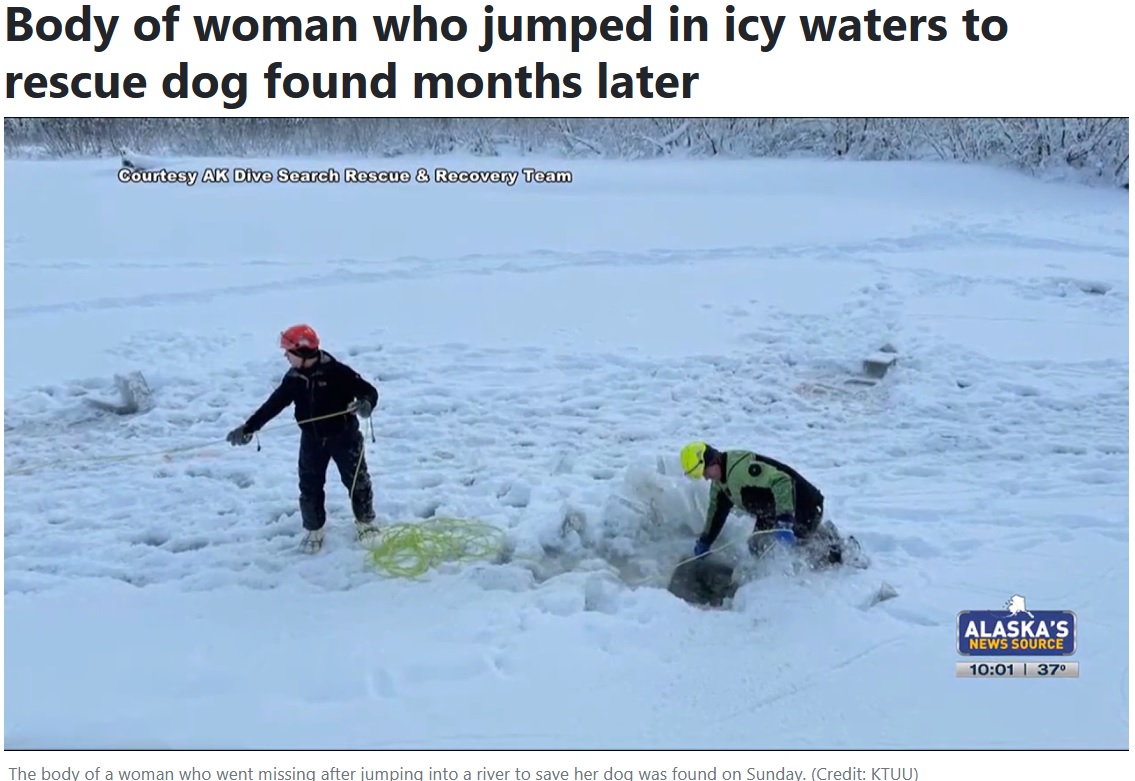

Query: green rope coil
left=364, top=517, right=508, bottom=578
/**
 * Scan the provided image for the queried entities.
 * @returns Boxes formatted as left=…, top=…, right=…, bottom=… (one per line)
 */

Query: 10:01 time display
left=967, top=662, right=1015, bottom=676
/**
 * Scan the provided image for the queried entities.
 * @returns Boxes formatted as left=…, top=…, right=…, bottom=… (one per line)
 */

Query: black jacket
left=243, top=351, right=379, bottom=437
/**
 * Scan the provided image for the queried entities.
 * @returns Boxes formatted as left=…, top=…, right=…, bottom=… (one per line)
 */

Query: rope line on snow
left=4, top=407, right=360, bottom=477
left=363, top=517, right=509, bottom=578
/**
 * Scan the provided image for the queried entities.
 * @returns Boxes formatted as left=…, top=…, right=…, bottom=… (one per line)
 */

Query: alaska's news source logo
left=957, top=594, right=1077, bottom=656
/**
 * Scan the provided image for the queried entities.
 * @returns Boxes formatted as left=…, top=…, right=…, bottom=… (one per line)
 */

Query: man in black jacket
left=226, top=324, right=380, bottom=553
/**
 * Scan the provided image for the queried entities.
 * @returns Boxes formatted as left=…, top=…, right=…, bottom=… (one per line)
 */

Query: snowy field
left=3, top=153, right=1129, bottom=749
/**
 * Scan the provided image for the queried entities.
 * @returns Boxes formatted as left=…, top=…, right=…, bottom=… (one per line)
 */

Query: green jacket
left=698, top=450, right=823, bottom=547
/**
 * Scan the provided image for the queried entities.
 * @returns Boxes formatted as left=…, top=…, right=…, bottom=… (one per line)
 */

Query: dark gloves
left=348, top=399, right=373, bottom=418
left=694, top=538, right=711, bottom=557
left=226, top=425, right=253, bottom=446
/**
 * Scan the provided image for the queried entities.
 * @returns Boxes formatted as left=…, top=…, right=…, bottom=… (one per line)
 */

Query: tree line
left=4, top=117, right=1128, bottom=187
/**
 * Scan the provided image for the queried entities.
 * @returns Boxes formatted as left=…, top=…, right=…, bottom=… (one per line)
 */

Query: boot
left=802, top=522, right=870, bottom=570
left=355, top=520, right=381, bottom=544
left=841, top=534, right=870, bottom=569
left=801, top=521, right=843, bottom=569
left=301, top=528, right=325, bottom=554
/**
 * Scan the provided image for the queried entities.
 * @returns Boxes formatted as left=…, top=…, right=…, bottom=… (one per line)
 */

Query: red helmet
left=280, top=324, right=320, bottom=354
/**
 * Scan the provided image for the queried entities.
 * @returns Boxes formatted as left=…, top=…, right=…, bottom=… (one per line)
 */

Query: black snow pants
left=298, top=425, right=374, bottom=530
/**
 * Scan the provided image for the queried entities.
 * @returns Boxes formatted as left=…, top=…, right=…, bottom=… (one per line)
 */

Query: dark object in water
left=667, top=555, right=738, bottom=607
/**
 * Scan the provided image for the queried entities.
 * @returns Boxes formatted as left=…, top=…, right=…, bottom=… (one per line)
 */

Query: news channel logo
left=956, top=594, right=1077, bottom=656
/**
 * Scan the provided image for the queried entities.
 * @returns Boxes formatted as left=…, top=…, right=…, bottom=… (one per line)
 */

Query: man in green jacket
left=679, top=440, right=861, bottom=567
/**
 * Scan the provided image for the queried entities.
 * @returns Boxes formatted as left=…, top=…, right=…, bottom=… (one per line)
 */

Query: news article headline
left=6, top=3, right=1009, bottom=108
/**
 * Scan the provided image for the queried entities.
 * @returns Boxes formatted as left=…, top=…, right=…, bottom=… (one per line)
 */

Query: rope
left=363, top=517, right=508, bottom=578
left=347, top=415, right=375, bottom=500
left=4, top=407, right=358, bottom=477
left=669, top=527, right=780, bottom=571
left=607, top=527, right=781, bottom=592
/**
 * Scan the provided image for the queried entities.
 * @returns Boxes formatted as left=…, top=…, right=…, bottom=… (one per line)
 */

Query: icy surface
left=3, top=155, right=1129, bottom=749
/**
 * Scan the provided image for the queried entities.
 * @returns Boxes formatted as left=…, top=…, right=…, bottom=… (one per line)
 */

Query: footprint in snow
left=496, top=483, right=530, bottom=508
left=165, top=536, right=211, bottom=554
left=365, top=667, right=398, bottom=699
left=897, top=536, right=944, bottom=558
left=412, top=473, right=444, bottom=489
left=132, top=530, right=172, bottom=547
left=877, top=602, right=941, bottom=627
left=414, top=499, right=443, bottom=518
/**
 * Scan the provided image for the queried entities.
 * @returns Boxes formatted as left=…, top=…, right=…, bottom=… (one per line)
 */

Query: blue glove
left=694, top=539, right=711, bottom=557
left=772, top=516, right=797, bottom=545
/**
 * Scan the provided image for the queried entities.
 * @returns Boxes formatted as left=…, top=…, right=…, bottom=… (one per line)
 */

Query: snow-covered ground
left=3, top=153, right=1129, bottom=749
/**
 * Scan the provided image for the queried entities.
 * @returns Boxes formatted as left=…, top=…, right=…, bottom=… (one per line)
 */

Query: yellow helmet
left=680, top=441, right=708, bottom=479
